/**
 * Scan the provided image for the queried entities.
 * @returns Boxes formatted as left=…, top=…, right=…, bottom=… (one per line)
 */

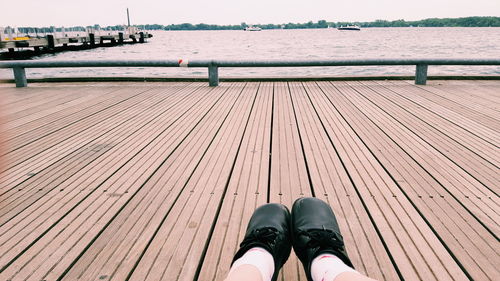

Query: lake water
left=1, top=27, right=499, bottom=79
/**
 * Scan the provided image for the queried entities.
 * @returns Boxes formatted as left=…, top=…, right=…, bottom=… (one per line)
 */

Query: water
left=1, top=27, right=499, bottom=79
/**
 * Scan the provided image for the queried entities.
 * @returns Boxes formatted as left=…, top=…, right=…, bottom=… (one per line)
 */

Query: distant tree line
left=136, top=17, right=500, bottom=30
left=10, top=17, right=500, bottom=34
left=358, top=17, right=500, bottom=27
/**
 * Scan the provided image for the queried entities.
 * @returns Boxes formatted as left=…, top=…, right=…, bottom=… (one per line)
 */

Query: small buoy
left=178, top=59, right=189, bottom=67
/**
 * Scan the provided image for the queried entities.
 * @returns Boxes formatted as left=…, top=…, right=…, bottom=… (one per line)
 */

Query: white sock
left=229, top=247, right=275, bottom=281
left=310, top=253, right=358, bottom=281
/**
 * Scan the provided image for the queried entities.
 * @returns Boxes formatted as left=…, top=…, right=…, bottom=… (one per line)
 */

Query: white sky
left=2, top=0, right=499, bottom=27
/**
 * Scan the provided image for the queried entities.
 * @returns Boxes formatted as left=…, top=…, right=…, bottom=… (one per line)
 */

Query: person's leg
left=310, top=254, right=377, bottom=281
left=225, top=264, right=263, bottom=281
left=292, top=197, right=379, bottom=281
left=225, top=203, right=292, bottom=281
left=334, top=271, right=378, bottom=281
left=225, top=247, right=273, bottom=281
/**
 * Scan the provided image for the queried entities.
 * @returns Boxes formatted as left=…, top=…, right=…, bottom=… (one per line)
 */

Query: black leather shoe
left=291, top=197, right=354, bottom=281
left=231, top=203, right=292, bottom=281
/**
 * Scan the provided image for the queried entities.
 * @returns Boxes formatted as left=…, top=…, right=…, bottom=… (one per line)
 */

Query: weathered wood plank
left=323, top=81, right=498, bottom=280
left=126, top=83, right=256, bottom=281
left=269, top=82, right=311, bottom=281
left=357, top=81, right=499, bottom=189
left=290, top=82, right=400, bottom=280
left=60, top=83, right=247, bottom=280
left=333, top=82, right=499, bottom=230
left=400, top=82, right=500, bottom=131
left=0, top=85, right=189, bottom=191
left=0, top=84, right=214, bottom=279
left=312, top=81, right=469, bottom=280
left=197, top=82, right=272, bottom=281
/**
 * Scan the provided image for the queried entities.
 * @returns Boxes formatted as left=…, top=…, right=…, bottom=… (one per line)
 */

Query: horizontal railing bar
left=212, top=59, right=500, bottom=67
left=0, top=60, right=184, bottom=68
left=1, top=58, right=498, bottom=87
left=1, top=58, right=499, bottom=68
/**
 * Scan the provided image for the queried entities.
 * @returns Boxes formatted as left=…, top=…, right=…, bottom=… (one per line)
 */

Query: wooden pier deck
left=0, top=28, right=151, bottom=59
left=0, top=80, right=498, bottom=280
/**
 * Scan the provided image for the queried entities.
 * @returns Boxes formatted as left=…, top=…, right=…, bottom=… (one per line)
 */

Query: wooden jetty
left=0, top=26, right=152, bottom=58
left=0, top=80, right=498, bottom=280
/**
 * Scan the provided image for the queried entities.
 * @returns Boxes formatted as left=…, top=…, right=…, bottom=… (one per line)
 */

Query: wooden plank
left=356, top=81, right=498, bottom=189
left=418, top=80, right=500, bottom=107
left=196, top=82, right=272, bottom=281
left=0, top=84, right=181, bottom=209
left=0, top=82, right=202, bottom=218
left=0, top=83, right=194, bottom=248
left=1, top=86, right=73, bottom=110
left=388, top=82, right=499, bottom=145
left=324, top=81, right=499, bottom=280
left=349, top=82, right=500, bottom=226
left=1, top=86, right=146, bottom=151
left=426, top=81, right=500, bottom=105
left=2, top=86, right=121, bottom=131
left=310, top=81, right=468, bottom=281
left=0, top=87, right=64, bottom=113
left=421, top=81, right=500, bottom=105
left=269, top=82, right=311, bottom=281
left=472, top=80, right=500, bottom=86
left=46, top=84, right=244, bottom=281
left=0, top=83, right=194, bottom=196
left=398, top=81, right=500, bottom=132
left=1, top=86, right=97, bottom=121
left=60, top=83, right=247, bottom=280
left=330, top=81, right=498, bottom=232
left=2, top=85, right=190, bottom=151
left=0, top=84, right=216, bottom=279
left=289, top=81, right=400, bottom=280
left=398, top=82, right=499, bottom=131
left=1, top=86, right=152, bottom=164
left=269, top=82, right=312, bottom=202
left=0, top=85, right=187, bottom=191
left=126, top=83, right=257, bottom=281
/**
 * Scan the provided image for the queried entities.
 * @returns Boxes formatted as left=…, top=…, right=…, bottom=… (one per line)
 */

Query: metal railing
left=0, top=59, right=499, bottom=87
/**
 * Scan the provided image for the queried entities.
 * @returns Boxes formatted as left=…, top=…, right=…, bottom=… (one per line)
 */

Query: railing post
left=208, top=63, right=219, bottom=87
left=89, top=33, right=95, bottom=47
left=47, top=34, right=55, bottom=49
left=415, top=64, right=428, bottom=85
left=13, top=67, right=27, bottom=87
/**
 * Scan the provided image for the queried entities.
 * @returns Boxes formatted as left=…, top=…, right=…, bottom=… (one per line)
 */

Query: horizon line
left=2, top=15, right=499, bottom=28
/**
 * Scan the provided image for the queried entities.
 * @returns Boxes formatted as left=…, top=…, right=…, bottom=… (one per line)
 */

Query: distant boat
left=244, top=26, right=262, bottom=31
left=338, top=25, right=361, bottom=31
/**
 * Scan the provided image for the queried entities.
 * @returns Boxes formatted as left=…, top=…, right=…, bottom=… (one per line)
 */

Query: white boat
left=338, top=25, right=361, bottom=31
left=244, top=26, right=262, bottom=31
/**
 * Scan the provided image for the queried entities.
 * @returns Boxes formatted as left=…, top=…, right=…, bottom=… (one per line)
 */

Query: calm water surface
left=1, top=27, right=499, bottom=78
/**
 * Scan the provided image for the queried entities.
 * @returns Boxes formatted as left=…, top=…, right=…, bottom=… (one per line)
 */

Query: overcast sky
left=2, top=0, right=499, bottom=27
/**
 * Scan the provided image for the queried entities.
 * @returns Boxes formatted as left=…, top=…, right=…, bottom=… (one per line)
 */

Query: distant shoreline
left=8, top=16, right=500, bottom=33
